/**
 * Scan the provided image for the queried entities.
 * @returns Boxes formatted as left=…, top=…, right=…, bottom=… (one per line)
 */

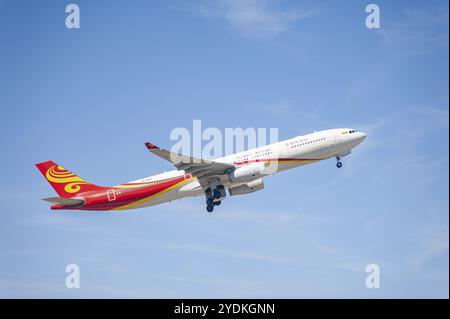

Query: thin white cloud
left=377, top=6, right=449, bottom=54
left=409, top=228, right=449, bottom=269
left=191, top=0, right=316, bottom=39
left=167, top=242, right=289, bottom=264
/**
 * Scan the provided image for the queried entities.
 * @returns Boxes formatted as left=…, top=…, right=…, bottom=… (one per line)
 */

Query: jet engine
left=228, top=178, right=264, bottom=196
left=228, top=162, right=265, bottom=183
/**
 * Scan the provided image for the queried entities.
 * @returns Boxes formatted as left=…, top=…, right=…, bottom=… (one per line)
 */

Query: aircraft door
left=107, top=189, right=116, bottom=201
left=333, top=133, right=342, bottom=146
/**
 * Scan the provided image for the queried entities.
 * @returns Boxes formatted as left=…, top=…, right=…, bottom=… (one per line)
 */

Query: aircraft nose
left=357, top=132, right=367, bottom=143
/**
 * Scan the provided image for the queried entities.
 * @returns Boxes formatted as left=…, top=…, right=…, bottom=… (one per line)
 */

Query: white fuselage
left=127, top=128, right=366, bottom=208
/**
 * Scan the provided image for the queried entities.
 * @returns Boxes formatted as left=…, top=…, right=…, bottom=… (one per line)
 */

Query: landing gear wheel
left=213, top=189, right=221, bottom=199
left=215, top=201, right=221, bottom=206
left=206, top=198, right=214, bottom=206
left=206, top=204, right=214, bottom=213
left=336, top=161, right=342, bottom=168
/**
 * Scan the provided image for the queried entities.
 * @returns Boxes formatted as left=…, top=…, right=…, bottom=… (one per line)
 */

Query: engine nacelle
left=228, top=162, right=265, bottom=183
left=229, top=178, right=264, bottom=196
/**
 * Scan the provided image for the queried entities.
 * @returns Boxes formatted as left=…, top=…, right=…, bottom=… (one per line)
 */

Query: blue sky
left=0, top=0, right=448, bottom=298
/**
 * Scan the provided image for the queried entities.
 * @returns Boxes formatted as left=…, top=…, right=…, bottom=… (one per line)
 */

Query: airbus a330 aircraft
left=36, top=128, right=366, bottom=212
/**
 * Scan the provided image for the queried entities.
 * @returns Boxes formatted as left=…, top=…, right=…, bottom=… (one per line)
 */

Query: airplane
left=35, top=128, right=366, bottom=213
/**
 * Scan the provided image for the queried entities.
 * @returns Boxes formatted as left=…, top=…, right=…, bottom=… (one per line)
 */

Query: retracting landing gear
left=336, top=156, right=343, bottom=168
left=335, top=151, right=351, bottom=168
left=205, top=185, right=226, bottom=213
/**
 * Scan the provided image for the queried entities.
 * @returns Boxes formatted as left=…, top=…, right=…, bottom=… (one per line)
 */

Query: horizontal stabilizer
left=43, top=197, right=84, bottom=206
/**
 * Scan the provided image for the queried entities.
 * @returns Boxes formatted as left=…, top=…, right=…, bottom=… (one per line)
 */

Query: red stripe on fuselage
left=233, top=157, right=321, bottom=165
left=52, top=175, right=189, bottom=211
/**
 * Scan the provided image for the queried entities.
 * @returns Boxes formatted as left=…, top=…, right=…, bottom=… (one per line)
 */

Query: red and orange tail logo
left=35, top=160, right=103, bottom=197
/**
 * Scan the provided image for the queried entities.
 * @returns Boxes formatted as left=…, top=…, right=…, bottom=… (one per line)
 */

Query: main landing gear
left=336, top=156, right=343, bottom=168
left=205, top=185, right=225, bottom=213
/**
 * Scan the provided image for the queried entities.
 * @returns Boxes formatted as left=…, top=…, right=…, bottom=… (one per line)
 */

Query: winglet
left=145, top=142, right=160, bottom=150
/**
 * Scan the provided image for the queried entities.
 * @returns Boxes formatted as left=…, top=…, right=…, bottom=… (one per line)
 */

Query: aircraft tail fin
left=35, top=160, right=104, bottom=198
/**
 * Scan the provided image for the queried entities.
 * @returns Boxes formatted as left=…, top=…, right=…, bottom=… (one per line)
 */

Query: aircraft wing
left=145, top=142, right=234, bottom=186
